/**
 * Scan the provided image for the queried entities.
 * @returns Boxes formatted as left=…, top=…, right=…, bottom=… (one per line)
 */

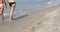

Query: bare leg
left=9, top=4, right=16, bottom=22
left=0, top=9, right=2, bottom=16
left=1, top=13, right=4, bottom=23
left=0, top=7, right=4, bottom=23
left=0, top=8, right=2, bottom=16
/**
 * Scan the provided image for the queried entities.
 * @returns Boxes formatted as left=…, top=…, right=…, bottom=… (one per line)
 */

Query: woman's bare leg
left=1, top=12, right=4, bottom=23
left=9, top=4, right=16, bottom=22
left=0, top=7, right=4, bottom=23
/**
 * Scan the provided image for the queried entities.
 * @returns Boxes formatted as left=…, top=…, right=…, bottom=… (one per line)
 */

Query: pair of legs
left=0, top=4, right=4, bottom=23
left=9, top=2, right=16, bottom=22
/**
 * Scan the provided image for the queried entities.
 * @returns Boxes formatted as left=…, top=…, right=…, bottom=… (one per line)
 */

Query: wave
left=0, top=10, right=30, bottom=23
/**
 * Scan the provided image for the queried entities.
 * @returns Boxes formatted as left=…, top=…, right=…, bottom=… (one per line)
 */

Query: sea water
left=0, top=0, right=60, bottom=22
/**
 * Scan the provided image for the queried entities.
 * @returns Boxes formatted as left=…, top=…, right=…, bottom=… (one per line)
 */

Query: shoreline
left=0, top=4, right=60, bottom=32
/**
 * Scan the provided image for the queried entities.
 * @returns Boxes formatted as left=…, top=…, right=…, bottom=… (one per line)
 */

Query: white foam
left=0, top=10, right=30, bottom=23
left=48, top=1, right=52, bottom=4
left=4, top=11, right=30, bottom=22
left=4, top=13, right=8, bottom=16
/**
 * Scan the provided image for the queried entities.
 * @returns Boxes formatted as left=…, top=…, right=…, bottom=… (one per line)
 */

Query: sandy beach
left=0, top=4, right=60, bottom=32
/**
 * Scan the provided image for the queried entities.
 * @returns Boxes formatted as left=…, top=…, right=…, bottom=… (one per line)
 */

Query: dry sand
left=0, top=5, right=60, bottom=32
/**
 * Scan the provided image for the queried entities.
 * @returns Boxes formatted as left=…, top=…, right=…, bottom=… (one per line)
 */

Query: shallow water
left=4, top=0, right=60, bottom=12
left=15, top=0, right=60, bottom=10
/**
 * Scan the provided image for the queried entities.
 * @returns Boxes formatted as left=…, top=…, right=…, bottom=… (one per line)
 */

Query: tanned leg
left=0, top=7, right=4, bottom=23
left=1, top=8, right=4, bottom=23
left=9, top=4, right=16, bottom=23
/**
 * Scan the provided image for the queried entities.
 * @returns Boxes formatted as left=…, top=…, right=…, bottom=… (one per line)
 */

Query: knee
left=0, top=14, right=1, bottom=16
left=0, top=12, right=2, bottom=16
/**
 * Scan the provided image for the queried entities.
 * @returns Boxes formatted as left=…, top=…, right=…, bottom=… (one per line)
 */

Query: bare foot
left=9, top=20, right=12, bottom=23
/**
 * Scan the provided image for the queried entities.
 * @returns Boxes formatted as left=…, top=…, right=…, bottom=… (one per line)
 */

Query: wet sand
left=0, top=4, right=60, bottom=32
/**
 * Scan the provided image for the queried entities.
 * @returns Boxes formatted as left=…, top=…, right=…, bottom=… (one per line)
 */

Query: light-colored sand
left=0, top=5, right=60, bottom=32
left=35, top=6, right=60, bottom=32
